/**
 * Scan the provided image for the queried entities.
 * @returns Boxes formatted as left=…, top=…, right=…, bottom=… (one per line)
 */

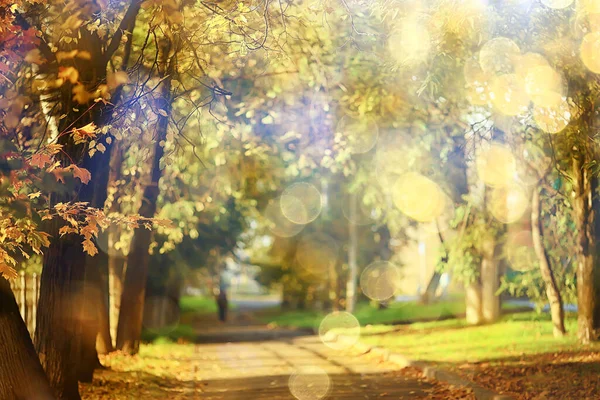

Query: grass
left=359, top=312, right=600, bottom=364
left=356, top=312, right=600, bottom=399
left=256, top=296, right=523, bottom=330
left=142, top=296, right=231, bottom=344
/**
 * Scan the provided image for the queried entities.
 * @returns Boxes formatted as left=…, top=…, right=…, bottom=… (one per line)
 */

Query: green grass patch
left=141, top=322, right=196, bottom=344
left=256, top=296, right=521, bottom=329
left=359, top=312, right=600, bottom=364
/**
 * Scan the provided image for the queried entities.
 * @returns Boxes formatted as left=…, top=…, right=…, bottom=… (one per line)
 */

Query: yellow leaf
left=59, top=226, right=79, bottom=236
left=107, top=71, right=129, bottom=89
left=56, top=50, right=78, bottom=63
left=58, top=66, right=79, bottom=84
left=0, top=263, right=18, bottom=280
left=82, top=239, right=98, bottom=256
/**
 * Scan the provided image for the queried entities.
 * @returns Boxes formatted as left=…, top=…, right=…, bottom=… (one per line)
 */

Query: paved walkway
left=191, top=337, right=436, bottom=399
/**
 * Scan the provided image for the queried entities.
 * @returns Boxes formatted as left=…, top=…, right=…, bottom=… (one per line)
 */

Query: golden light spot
left=280, top=183, right=322, bottom=225
left=296, top=233, right=338, bottom=277
left=533, top=98, right=571, bottom=133
left=581, top=0, right=600, bottom=14
left=489, top=74, right=529, bottom=116
left=319, top=312, right=361, bottom=350
left=581, top=32, right=600, bottom=74
left=264, top=199, right=305, bottom=238
left=389, top=18, right=431, bottom=66
left=515, top=53, right=549, bottom=78
left=488, top=184, right=529, bottom=224
left=374, top=133, right=413, bottom=189
left=359, top=261, right=401, bottom=302
left=479, top=37, right=521, bottom=76
left=289, top=366, right=331, bottom=400
left=465, top=83, right=491, bottom=106
left=464, top=57, right=491, bottom=106
left=505, top=230, right=537, bottom=272
left=540, top=0, right=574, bottom=9
left=476, top=143, right=517, bottom=187
left=391, top=172, right=445, bottom=222
left=337, top=116, right=379, bottom=154
left=524, top=66, right=565, bottom=107
left=342, top=193, right=383, bottom=225
left=464, top=57, right=489, bottom=85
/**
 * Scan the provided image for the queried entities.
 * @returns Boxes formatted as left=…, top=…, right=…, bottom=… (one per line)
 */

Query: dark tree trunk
left=116, top=74, right=172, bottom=355
left=109, top=254, right=126, bottom=347
left=31, top=3, right=141, bottom=396
left=36, top=226, right=87, bottom=400
left=573, top=156, right=598, bottom=343
left=531, top=189, right=566, bottom=337
left=0, top=277, right=55, bottom=400
left=96, top=250, right=113, bottom=355
left=421, top=222, right=447, bottom=304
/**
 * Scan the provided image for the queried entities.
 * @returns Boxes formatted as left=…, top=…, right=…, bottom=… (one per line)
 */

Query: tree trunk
left=108, top=254, right=126, bottom=348
left=572, top=157, right=598, bottom=343
left=465, top=279, right=483, bottom=325
left=116, top=75, right=172, bottom=355
left=531, top=188, right=566, bottom=337
left=345, top=191, right=358, bottom=313
left=421, top=222, right=447, bottom=304
left=0, top=277, right=55, bottom=400
left=481, top=236, right=500, bottom=323
left=36, top=224, right=87, bottom=400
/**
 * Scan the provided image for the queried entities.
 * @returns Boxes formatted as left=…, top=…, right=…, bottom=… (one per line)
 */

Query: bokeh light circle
left=581, top=32, right=600, bottom=74
left=515, top=52, right=549, bottom=78
left=374, top=132, right=413, bottom=189
left=540, top=0, right=574, bottom=9
left=264, top=198, right=305, bottom=238
left=581, top=0, right=600, bottom=14
left=280, top=183, right=323, bottom=225
left=391, top=172, right=445, bottom=222
left=479, top=37, right=520, bottom=75
left=476, top=143, right=517, bottom=188
left=360, top=261, right=401, bottom=302
left=505, top=230, right=537, bottom=272
left=319, top=311, right=361, bottom=350
left=342, top=193, right=384, bottom=226
left=388, top=19, right=431, bottom=66
left=489, top=74, right=529, bottom=116
left=488, top=184, right=529, bottom=224
left=288, top=366, right=331, bottom=400
left=524, top=65, right=566, bottom=107
left=296, top=233, right=339, bottom=277
left=337, top=116, right=379, bottom=154
left=533, top=98, right=571, bottom=133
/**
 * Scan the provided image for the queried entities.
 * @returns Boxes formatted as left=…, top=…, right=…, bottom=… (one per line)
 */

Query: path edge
left=349, top=339, right=515, bottom=400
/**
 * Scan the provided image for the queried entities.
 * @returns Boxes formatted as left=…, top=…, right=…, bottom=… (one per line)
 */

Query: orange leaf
left=72, top=122, right=97, bottom=142
left=82, top=239, right=98, bottom=256
left=30, top=153, right=53, bottom=169
left=0, top=263, right=18, bottom=280
left=70, top=165, right=92, bottom=184
left=52, top=167, right=68, bottom=183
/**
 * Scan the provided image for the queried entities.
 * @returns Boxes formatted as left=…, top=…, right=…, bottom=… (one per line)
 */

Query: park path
left=191, top=336, right=436, bottom=399
left=86, top=334, right=457, bottom=399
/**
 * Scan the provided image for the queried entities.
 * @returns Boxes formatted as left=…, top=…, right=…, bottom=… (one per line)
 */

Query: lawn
left=256, top=296, right=523, bottom=330
left=141, top=296, right=233, bottom=343
left=358, top=312, right=600, bottom=399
